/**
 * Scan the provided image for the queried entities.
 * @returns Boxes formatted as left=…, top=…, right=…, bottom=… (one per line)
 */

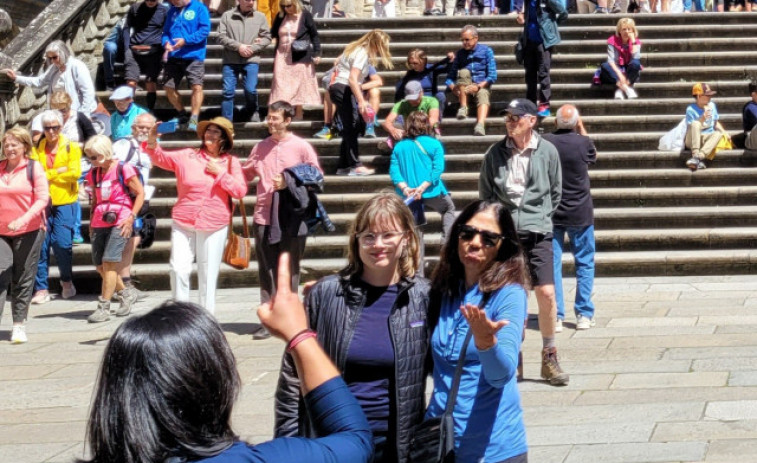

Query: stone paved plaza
left=2, top=275, right=757, bottom=462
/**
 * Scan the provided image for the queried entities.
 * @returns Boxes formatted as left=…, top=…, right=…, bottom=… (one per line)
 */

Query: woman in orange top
left=0, top=128, right=50, bottom=344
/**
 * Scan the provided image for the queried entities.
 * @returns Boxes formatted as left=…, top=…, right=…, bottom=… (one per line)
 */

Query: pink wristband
left=286, top=329, right=317, bottom=353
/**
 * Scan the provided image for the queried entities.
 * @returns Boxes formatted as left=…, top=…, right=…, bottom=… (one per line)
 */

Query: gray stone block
left=564, top=442, right=707, bottom=463
left=611, top=372, right=728, bottom=389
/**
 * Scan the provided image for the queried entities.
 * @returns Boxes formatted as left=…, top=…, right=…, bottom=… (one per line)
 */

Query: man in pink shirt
left=243, top=100, right=322, bottom=339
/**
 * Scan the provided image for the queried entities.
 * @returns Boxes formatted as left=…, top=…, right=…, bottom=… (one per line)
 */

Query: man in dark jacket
left=122, top=0, right=169, bottom=112
left=543, top=104, right=597, bottom=333
left=479, top=98, right=568, bottom=386
left=514, top=0, right=568, bottom=117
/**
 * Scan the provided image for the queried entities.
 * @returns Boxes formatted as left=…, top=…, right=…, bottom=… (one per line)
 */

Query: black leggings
left=329, top=82, right=364, bottom=170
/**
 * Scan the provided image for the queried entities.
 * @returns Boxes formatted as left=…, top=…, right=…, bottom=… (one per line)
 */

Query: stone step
left=67, top=226, right=757, bottom=267
left=50, top=246, right=757, bottom=293
left=157, top=132, right=746, bottom=158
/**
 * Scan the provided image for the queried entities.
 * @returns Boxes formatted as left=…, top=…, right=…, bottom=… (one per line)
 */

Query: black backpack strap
left=26, top=159, right=35, bottom=187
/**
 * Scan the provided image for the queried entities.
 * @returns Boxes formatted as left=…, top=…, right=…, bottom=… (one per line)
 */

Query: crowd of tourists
left=2, top=1, right=757, bottom=462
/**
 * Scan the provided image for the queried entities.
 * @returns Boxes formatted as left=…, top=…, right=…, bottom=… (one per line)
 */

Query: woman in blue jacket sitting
left=427, top=200, right=530, bottom=463
left=78, top=255, right=372, bottom=463
left=395, top=48, right=454, bottom=111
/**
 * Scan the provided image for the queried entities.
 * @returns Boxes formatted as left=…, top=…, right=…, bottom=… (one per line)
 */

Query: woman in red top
left=0, top=127, right=50, bottom=344
left=145, top=116, right=247, bottom=314
left=84, top=135, right=145, bottom=324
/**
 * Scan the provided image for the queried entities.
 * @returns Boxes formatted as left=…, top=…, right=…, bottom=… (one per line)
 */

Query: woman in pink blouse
left=0, top=127, right=50, bottom=344
left=145, top=117, right=247, bottom=314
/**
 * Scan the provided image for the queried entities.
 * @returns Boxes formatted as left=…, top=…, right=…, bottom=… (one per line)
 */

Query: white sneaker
left=625, top=87, right=638, bottom=99
left=31, top=290, right=50, bottom=305
left=555, top=318, right=564, bottom=333
left=576, top=315, right=596, bottom=330
left=11, top=325, right=27, bottom=344
left=614, top=89, right=625, bottom=100
left=61, top=282, right=76, bottom=299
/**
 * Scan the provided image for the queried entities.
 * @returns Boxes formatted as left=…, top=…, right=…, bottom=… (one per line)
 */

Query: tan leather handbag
left=223, top=198, right=251, bottom=270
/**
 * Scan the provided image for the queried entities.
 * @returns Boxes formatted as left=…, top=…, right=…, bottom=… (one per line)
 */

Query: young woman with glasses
left=275, top=192, right=430, bottom=463
left=426, top=200, right=530, bottom=463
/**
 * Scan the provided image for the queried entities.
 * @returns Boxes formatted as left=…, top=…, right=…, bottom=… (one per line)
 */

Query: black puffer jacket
left=274, top=273, right=431, bottom=463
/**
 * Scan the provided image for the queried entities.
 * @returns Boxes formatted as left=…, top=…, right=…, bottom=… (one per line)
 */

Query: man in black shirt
left=543, top=104, right=597, bottom=332
left=122, top=0, right=169, bottom=112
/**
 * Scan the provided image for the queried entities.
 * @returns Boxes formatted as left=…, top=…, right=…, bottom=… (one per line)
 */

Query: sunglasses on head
left=458, top=224, right=504, bottom=248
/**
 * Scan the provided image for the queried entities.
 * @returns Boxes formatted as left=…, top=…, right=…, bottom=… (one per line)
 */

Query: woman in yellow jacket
left=29, top=110, right=82, bottom=304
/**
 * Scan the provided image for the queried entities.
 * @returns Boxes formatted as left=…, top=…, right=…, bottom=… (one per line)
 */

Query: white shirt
left=112, top=137, right=155, bottom=200
left=504, top=132, right=539, bottom=207
left=333, top=47, right=369, bottom=86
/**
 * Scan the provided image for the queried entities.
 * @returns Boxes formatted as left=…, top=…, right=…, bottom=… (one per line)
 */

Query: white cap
left=109, top=85, right=134, bottom=101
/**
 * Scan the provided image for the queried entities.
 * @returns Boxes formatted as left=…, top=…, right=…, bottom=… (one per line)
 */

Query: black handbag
left=291, top=39, right=311, bottom=52
left=408, top=329, right=474, bottom=463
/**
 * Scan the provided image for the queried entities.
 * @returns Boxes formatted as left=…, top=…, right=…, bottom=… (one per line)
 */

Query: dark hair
left=268, top=100, right=295, bottom=120
left=405, top=111, right=430, bottom=138
left=431, top=200, right=529, bottom=300
left=212, top=123, right=231, bottom=152
left=750, top=81, right=757, bottom=94
left=80, top=301, right=240, bottom=463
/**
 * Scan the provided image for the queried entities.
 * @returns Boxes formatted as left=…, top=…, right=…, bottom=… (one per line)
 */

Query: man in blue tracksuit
left=162, top=0, right=211, bottom=131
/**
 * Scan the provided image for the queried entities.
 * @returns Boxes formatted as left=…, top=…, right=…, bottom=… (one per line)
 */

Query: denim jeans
left=683, top=0, right=706, bottom=10
left=553, top=225, right=595, bottom=320
left=221, top=63, right=260, bottom=121
left=600, top=59, right=641, bottom=86
left=35, top=203, right=76, bottom=290
left=103, top=23, right=123, bottom=86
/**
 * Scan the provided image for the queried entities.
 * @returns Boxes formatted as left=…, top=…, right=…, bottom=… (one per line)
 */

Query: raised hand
left=257, top=253, right=308, bottom=342
left=460, top=302, right=509, bottom=350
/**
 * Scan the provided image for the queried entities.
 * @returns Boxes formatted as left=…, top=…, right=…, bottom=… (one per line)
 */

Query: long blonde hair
left=342, top=29, right=393, bottom=70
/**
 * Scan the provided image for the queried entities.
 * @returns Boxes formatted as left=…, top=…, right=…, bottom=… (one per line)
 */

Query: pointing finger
left=276, top=252, right=292, bottom=297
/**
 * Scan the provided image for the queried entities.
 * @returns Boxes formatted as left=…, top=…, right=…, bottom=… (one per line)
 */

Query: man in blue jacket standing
left=162, top=0, right=211, bottom=131
left=515, top=0, right=568, bottom=118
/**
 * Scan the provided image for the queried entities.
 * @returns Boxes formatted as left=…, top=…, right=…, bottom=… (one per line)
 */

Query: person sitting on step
left=394, top=48, right=454, bottom=119
left=379, top=81, right=441, bottom=153
left=684, top=83, right=730, bottom=171
left=592, top=18, right=641, bottom=100
left=446, top=25, right=496, bottom=136
left=742, top=81, right=757, bottom=151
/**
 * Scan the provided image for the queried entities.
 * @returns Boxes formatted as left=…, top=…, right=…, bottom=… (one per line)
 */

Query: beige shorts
left=455, top=68, right=491, bottom=107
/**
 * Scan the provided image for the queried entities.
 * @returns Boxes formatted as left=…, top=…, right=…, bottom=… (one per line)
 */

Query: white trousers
left=169, top=222, right=228, bottom=314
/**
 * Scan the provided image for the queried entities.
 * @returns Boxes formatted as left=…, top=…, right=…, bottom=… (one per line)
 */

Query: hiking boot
left=456, top=106, right=469, bottom=120
left=576, top=315, right=595, bottom=330
left=473, top=123, right=486, bottom=136
left=314, top=125, right=333, bottom=140
left=555, top=318, right=564, bottom=333
left=115, top=287, right=138, bottom=317
left=11, top=325, right=27, bottom=344
left=541, top=347, right=570, bottom=386
left=88, top=298, right=111, bottom=324
left=686, top=156, right=700, bottom=171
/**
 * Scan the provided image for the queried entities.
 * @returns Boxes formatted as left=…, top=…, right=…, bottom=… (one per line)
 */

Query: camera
left=102, top=211, right=118, bottom=225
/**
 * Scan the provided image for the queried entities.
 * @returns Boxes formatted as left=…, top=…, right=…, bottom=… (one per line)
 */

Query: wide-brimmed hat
left=197, top=117, right=235, bottom=150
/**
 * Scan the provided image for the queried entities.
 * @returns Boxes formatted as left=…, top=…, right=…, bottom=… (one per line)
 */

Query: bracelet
left=286, top=329, right=317, bottom=353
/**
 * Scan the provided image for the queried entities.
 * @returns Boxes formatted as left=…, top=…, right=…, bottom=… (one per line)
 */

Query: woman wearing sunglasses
left=276, top=193, right=430, bottom=463
left=3, top=40, right=97, bottom=116
left=427, top=200, right=530, bottom=463
left=83, top=135, right=144, bottom=324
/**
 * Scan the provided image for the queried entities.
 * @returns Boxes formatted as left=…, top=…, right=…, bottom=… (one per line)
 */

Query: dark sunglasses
left=458, top=224, right=504, bottom=248
left=87, top=155, right=99, bottom=161
left=43, top=126, right=61, bottom=131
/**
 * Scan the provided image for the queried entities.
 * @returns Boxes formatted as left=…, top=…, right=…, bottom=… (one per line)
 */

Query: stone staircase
left=61, top=13, right=757, bottom=292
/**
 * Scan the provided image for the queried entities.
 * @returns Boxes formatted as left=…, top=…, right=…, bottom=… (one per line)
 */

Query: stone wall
left=0, top=0, right=132, bottom=132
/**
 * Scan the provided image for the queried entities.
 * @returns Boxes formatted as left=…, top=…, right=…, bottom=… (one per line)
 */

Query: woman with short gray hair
left=3, top=40, right=97, bottom=115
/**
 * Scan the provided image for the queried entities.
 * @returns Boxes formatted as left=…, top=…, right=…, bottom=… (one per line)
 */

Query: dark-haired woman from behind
left=79, top=258, right=372, bottom=463
left=427, top=200, right=530, bottom=463
left=275, top=192, right=430, bottom=463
